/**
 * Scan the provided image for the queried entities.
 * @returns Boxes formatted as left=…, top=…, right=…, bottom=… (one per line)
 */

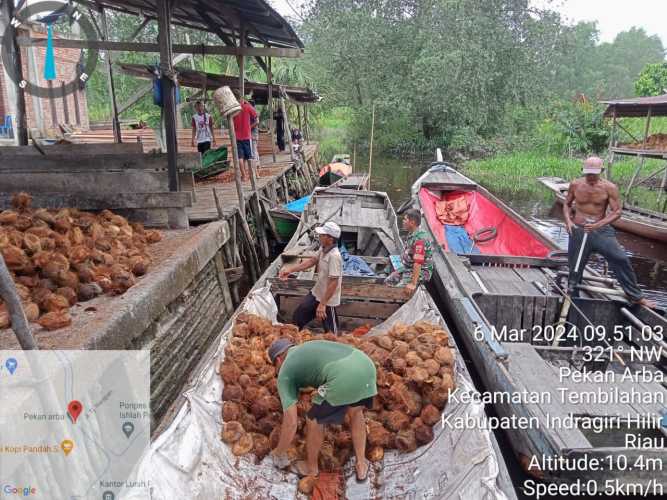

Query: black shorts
left=197, top=141, right=211, bottom=154
left=307, top=396, right=374, bottom=425
left=237, top=139, right=252, bottom=160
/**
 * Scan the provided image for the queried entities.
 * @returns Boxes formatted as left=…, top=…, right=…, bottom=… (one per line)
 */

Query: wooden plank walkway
left=188, top=144, right=318, bottom=223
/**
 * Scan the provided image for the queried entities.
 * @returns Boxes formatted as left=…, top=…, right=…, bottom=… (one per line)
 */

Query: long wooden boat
left=538, top=176, right=667, bottom=243
left=137, top=186, right=517, bottom=499
left=414, top=163, right=667, bottom=489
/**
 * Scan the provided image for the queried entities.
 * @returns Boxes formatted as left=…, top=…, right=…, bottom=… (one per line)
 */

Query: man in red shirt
left=232, top=90, right=258, bottom=181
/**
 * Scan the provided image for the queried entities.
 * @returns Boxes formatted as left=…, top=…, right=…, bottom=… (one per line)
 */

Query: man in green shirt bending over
left=269, top=338, right=377, bottom=481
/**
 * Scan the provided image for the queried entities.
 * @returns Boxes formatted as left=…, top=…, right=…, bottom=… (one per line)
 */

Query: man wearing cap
left=279, top=221, right=343, bottom=333
left=564, top=156, right=653, bottom=307
left=268, top=338, right=377, bottom=481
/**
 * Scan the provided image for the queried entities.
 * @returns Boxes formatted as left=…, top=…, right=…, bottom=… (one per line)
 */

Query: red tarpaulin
left=419, top=188, right=551, bottom=257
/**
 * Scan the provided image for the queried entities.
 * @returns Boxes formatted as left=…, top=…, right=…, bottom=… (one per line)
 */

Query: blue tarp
left=445, top=225, right=480, bottom=254
left=340, top=244, right=375, bottom=276
left=283, top=195, right=311, bottom=214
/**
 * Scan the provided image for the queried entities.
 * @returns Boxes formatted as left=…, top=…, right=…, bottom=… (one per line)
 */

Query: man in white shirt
left=278, top=222, right=343, bottom=334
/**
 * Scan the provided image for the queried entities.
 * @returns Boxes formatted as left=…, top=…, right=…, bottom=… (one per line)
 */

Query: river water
left=366, top=155, right=667, bottom=309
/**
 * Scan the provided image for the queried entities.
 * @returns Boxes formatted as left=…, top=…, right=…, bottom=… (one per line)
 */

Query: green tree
left=635, top=62, right=667, bottom=96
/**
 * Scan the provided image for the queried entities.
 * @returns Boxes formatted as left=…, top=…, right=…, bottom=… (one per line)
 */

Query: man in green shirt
left=268, top=338, right=377, bottom=481
left=385, top=209, right=434, bottom=296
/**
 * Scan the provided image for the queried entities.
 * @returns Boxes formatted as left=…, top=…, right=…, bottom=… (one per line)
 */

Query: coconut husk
left=56, top=287, right=77, bottom=306
left=37, top=310, right=72, bottom=330
left=298, top=476, right=318, bottom=495
left=0, top=311, right=10, bottom=329
left=422, top=359, right=440, bottom=376
left=221, top=421, right=245, bottom=444
left=384, top=410, right=411, bottom=432
left=420, top=404, right=440, bottom=427
left=222, top=402, right=242, bottom=422
left=251, top=433, right=271, bottom=461
left=414, top=420, right=435, bottom=446
left=43, top=293, right=70, bottom=312
left=405, top=351, right=422, bottom=367
left=367, top=420, right=392, bottom=448
left=232, top=433, right=254, bottom=456
left=11, top=192, right=32, bottom=211
left=78, top=283, right=102, bottom=302
left=367, top=446, right=384, bottom=462
left=222, top=384, right=243, bottom=402
left=434, top=347, right=454, bottom=366
left=23, top=302, right=39, bottom=322
left=395, top=428, right=417, bottom=453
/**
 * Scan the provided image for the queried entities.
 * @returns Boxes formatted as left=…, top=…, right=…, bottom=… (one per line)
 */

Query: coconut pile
left=0, top=193, right=161, bottom=331
left=220, top=313, right=456, bottom=474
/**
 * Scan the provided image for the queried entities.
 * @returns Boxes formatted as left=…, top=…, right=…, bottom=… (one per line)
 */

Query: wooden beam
left=267, top=56, right=277, bottom=162
left=279, top=88, right=295, bottom=161
left=238, top=23, right=246, bottom=97
left=16, top=37, right=304, bottom=57
left=3, top=0, right=28, bottom=145
left=100, top=8, right=122, bottom=143
left=157, top=0, right=180, bottom=197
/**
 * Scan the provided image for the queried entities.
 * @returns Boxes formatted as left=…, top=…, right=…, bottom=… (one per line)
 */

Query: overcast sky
left=269, top=0, right=667, bottom=46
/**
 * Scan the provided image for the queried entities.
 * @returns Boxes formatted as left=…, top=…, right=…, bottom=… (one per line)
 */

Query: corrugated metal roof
left=602, top=94, right=667, bottom=118
left=82, top=0, right=303, bottom=49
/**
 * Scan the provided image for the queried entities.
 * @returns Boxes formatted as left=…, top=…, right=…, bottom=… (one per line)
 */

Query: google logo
left=2, top=485, right=37, bottom=496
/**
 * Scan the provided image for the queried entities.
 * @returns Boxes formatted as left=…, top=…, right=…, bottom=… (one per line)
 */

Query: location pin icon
left=122, top=422, right=135, bottom=439
left=5, top=358, right=17, bottom=375
left=61, top=439, right=74, bottom=456
left=67, top=401, right=83, bottom=424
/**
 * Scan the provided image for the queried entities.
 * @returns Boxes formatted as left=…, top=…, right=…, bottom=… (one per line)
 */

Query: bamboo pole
left=227, top=114, right=247, bottom=220
left=367, top=103, right=376, bottom=190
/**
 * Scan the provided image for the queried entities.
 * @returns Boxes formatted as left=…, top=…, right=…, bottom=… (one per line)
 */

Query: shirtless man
left=563, top=156, right=653, bottom=307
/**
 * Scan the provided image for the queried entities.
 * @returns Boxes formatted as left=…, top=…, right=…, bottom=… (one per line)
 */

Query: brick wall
left=0, top=23, right=91, bottom=133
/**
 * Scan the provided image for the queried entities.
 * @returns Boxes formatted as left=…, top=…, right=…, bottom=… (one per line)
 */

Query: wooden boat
left=414, top=163, right=667, bottom=488
left=268, top=195, right=310, bottom=243
left=539, top=176, right=667, bottom=243
left=269, top=174, right=371, bottom=243
left=318, top=154, right=353, bottom=186
left=141, top=185, right=517, bottom=499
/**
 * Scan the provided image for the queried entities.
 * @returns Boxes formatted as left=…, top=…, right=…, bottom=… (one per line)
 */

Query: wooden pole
left=280, top=89, right=295, bottom=162
left=297, top=105, right=303, bottom=135
left=267, top=56, right=277, bottom=162
left=624, top=106, right=652, bottom=203
left=368, top=103, right=376, bottom=190
left=248, top=150, right=270, bottom=260
left=0, top=256, right=37, bottom=350
left=157, top=0, right=179, bottom=193
left=60, top=82, right=70, bottom=124
left=100, top=8, right=122, bottom=143
left=2, top=0, right=28, bottom=145
left=227, top=114, right=247, bottom=220
left=606, top=107, right=617, bottom=181
left=304, top=106, right=309, bottom=144
left=238, top=24, right=246, bottom=98
left=352, top=142, right=357, bottom=172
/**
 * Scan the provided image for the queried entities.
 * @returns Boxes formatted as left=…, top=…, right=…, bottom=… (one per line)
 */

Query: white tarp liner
left=125, top=286, right=509, bottom=500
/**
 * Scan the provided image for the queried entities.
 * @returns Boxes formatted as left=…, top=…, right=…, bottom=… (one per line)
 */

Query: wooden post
left=368, top=103, right=376, bottom=190
left=304, top=105, right=309, bottom=144
left=248, top=156, right=270, bottom=260
left=100, top=8, right=122, bottom=143
left=606, top=107, right=617, bottom=181
left=0, top=256, right=37, bottom=350
left=267, top=56, right=277, bottom=163
left=624, top=106, right=652, bottom=203
left=157, top=0, right=179, bottom=193
left=2, top=0, right=28, bottom=145
left=73, top=88, right=81, bottom=126
left=297, top=105, right=302, bottom=135
left=60, top=81, right=69, bottom=124
left=237, top=24, right=246, bottom=98
left=227, top=114, right=247, bottom=220
left=280, top=89, right=295, bottom=161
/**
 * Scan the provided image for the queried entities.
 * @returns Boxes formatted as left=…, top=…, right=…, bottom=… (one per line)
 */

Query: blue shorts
left=237, top=139, right=252, bottom=160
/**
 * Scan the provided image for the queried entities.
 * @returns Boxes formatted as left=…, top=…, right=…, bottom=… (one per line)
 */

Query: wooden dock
left=188, top=143, right=319, bottom=223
